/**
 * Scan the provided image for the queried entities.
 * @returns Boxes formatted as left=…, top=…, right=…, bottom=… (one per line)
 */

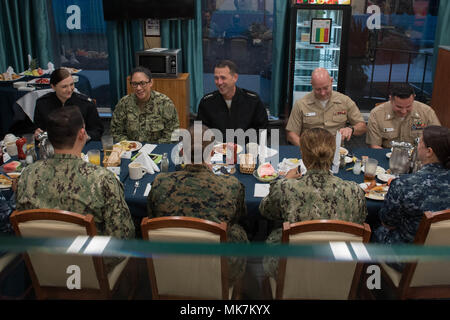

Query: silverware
left=133, top=181, right=139, bottom=196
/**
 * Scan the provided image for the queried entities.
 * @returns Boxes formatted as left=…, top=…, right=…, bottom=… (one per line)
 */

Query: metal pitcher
left=36, top=132, right=54, bottom=160
left=389, top=141, right=412, bottom=175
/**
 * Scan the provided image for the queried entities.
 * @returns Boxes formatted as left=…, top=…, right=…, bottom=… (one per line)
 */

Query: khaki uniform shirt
left=286, top=91, right=364, bottom=136
left=366, top=101, right=441, bottom=148
left=110, top=90, right=179, bottom=143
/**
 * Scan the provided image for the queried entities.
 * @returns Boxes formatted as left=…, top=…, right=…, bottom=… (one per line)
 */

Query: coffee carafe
left=389, top=141, right=412, bottom=175
left=36, top=132, right=54, bottom=160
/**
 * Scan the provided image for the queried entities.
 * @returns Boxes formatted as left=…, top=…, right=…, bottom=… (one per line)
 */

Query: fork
left=132, top=181, right=139, bottom=196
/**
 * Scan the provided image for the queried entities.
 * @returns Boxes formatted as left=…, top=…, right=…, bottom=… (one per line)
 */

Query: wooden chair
left=10, top=209, right=136, bottom=300
left=379, top=209, right=450, bottom=299
left=141, top=216, right=235, bottom=299
left=267, top=220, right=371, bottom=300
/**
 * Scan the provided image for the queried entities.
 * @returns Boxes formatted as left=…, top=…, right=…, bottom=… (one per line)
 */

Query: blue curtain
left=161, top=0, right=203, bottom=114
left=0, top=0, right=53, bottom=72
left=106, top=20, right=143, bottom=109
left=432, top=0, right=450, bottom=80
left=270, top=0, right=289, bottom=117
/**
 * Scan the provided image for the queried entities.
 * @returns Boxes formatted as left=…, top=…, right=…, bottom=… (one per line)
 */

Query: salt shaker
left=353, top=160, right=362, bottom=175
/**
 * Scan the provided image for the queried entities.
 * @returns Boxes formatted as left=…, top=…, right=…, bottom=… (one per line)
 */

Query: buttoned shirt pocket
left=302, top=113, right=320, bottom=128
left=331, top=113, right=348, bottom=126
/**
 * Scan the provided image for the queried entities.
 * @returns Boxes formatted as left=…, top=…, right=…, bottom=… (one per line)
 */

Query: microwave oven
left=135, top=48, right=181, bottom=78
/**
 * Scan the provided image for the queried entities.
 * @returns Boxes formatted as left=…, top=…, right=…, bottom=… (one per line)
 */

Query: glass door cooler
left=288, top=3, right=351, bottom=109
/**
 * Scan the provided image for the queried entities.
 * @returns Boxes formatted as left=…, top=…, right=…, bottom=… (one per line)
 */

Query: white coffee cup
left=6, top=141, right=18, bottom=156
left=129, top=162, right=146, bottom=180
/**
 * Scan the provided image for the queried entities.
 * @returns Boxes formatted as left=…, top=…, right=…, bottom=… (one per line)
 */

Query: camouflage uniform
left=147, top=164, right=248, bottom=284
left=16, top=153, right=135, bottom=271
left=373, top=163, right=450, bottom=271
left=110, top=91, right=179, bottom=143
left=260, top=169, right=368, bottom=278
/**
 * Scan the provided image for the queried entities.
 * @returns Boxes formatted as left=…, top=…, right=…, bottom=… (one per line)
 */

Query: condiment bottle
left=161, top=152, right=169, bottom=172
left=226, top=142, right=237, bottom=165
left=16, top=138, right=27, bottom=160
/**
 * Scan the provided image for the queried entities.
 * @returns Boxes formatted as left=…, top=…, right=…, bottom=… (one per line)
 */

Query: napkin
left=140, top=143, right=157, bottom=154
left=331, top=131, right=342, bottom=174
left=6, top=66, right=14, bottom=76
left=254, top=184, right=270, bottom=198
left=134, top=152, right=159, bottom=174
left=47, top=62, right=55, bottom=74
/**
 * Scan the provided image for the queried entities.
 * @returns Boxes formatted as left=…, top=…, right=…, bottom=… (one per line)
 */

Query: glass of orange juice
left=87, top=149, right=101, bottom=166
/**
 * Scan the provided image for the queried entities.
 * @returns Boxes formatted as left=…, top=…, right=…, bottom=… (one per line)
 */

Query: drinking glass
left=101, top=135, right=114, bottom=157
left=87, top=149, right=101, bottom=166
left=364, top=158, right=378, bottom=182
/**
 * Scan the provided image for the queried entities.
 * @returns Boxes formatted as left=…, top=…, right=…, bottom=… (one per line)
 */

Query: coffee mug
left=6, top=141, right=18, bottom=156
left=129, top=162, right=146, bottom=180
left=4, top=134, right=17, bottom=145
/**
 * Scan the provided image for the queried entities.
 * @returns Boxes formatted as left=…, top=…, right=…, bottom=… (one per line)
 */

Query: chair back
left=406, top=209, right=450, bottom=288
left=141, top=216, right=228, bottom=299
left=275, top=220, right=371, bottom=300
left=10, top=209, right=110, bottom=299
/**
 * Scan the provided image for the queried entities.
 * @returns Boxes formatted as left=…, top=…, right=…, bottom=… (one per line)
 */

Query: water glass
left=364, top=158, right=378, bottom=182
left=101, top=135, right=114, bottom=156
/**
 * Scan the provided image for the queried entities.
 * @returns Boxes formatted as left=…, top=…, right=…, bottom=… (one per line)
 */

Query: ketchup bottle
left=226, top=142, right=237, bottom=165
left=16, top=138, right=27, bottom=160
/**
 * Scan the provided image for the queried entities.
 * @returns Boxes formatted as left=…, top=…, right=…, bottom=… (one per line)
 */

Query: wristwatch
left=349, top=126, right=355, bottom=135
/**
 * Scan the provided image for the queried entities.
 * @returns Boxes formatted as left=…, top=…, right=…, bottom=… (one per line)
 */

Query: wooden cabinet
left=431, top=46, right=450, bottom=128
left=126, top=73, right=190, bottom=129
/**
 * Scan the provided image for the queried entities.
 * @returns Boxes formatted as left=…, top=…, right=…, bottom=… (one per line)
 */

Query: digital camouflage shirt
left=110, top=90, right=179, bottom=143
left=16, top=153, right=135, bottom=271
left=147, top=164, right=248, bottom=283
left=260, top=169, right=368, bottom=278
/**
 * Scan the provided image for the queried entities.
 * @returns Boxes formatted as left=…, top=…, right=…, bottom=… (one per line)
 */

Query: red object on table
left=16, top=138, right=27, bottom=160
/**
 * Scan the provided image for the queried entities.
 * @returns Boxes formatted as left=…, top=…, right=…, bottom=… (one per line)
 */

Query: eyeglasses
left=130, top=81, right=151, bottom=88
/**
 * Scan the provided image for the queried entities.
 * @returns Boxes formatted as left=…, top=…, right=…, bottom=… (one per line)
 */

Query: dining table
left=83, top=141, right=392, bottom=240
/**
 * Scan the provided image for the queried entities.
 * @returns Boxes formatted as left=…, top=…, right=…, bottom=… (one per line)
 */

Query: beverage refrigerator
left=288, top=2, right=352, bottom=109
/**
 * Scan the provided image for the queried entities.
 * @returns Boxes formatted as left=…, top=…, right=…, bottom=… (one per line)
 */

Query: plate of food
left=361, top=165, right=386, bottom=176
left=0, top=175, right=12, bottom=189
left=253, top=163, right=279, bottom=182
left=377, top=173, right=396, bottom=183
left=0, top=73, right=23, bottom=81
left=115, top=141, right=142, bottom=152
left=359, top=182, right=389, bottom=201
left=213, top=143, right=243, bottom=155
left=339, top=147, right=349, bottom=156
left=27, top=78, right=50, bottom=85
left=62, top=67, right=82, bottom=74
left=6, top=172, right=21, bottom=179
left=344, top=156, right=354, bottom=164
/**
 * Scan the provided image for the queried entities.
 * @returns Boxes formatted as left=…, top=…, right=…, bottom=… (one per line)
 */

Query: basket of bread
left=239, top=153, right=256, bottom=174
left=102, top=145, right=123, bottom=167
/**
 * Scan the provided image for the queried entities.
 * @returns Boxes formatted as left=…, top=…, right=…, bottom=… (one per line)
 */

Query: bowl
left=13, top=81, right=27, bottom=88
left=253, top=170, right=279, bottom=183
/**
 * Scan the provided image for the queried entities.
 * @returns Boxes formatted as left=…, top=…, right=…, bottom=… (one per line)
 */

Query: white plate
left=253, top=170, right=279, bottom=183
left=386, top=152, right=392, bottom=159
left=0, top=75, right=24, bottom=81
left=361, top=165, right=386, bottom=176
left=6, top=172, right=21, bottom=179
left=27, top=78, right=50, bottom=85
left=339, top=147, right=348, bottom=156
left=344, top=156, right=353, bottom=164
left=115, top=141, right=142, bottom=152
left=377, top=173, right=396, bottom=183
left=359, top=183, right=389, bottom=201
left=365, top=192, right=386, bottom=201
left=213, top=143, right=243, bottom=155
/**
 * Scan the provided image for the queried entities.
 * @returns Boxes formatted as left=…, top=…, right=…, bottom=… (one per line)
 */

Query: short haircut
left=390, top=83, right=415, bottom=99
left=47, top=106, right=84, bottom=149
left=300, top=128, right=335, bottom=171
left=50, top=68, right=71, bottom=86
left=215, top=60, right=238, bottom=75
left=130, top=66, right=152, bottom=81
left=423, top=125, right=450, bottom=169
left=188, top=125, right=215, bottom=164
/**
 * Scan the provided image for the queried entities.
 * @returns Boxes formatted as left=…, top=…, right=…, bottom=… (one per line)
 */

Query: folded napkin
left=140, top=143, right=157, bottom=154
left=47, top=62, right=55, bottom=74
left=134, top=152, right=159, bottom=174
left=6, top=66, right=14, bottom=76
left=331, top=131, right=342, bottom=174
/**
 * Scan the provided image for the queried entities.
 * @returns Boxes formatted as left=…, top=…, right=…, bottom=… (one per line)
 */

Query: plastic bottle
left=161, top=152, right=169, bottom=172
left=16, top=138, right=27, bottom=160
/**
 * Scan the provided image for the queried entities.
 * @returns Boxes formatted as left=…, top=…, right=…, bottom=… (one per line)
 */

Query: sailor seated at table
left=146, top=124, right=248, bottom=285
left=286, top=68, right=367, bottom=146
left=260, top=128, right=368, bottom=278
left=110, top=66, right=179, bottom=144
left=372, top=126, right=450, bottom=272
left=16, top=106, right=135, bottom=272
left=33, top=68, right=104, bottom=141
left=366, top=83, right=441, bottom=149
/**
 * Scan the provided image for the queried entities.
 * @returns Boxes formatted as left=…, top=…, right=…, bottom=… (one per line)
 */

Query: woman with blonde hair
left=260, top=127, right=368, bottom=278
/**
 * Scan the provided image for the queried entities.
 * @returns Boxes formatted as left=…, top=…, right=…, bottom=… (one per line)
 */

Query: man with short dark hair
left=16, top=106, right=135, bottom=270
left=366, top=83, right=441, bottom=149
left=196, top=60, right=268, bottom=137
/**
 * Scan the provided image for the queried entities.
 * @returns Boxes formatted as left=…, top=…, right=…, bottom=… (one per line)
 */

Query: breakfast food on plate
left=0, top=73, right=21, bottom=81
left=0, top=175, right=12, bottom=187
left=119, top=141, right=137, bottom=151
left=257, top=163, right=276, bottom=178
left=2, top=161, right=22, bottom=173
left=34, top=78, right=50, bottom=84
left=103, top=151, right=121, bottom=167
